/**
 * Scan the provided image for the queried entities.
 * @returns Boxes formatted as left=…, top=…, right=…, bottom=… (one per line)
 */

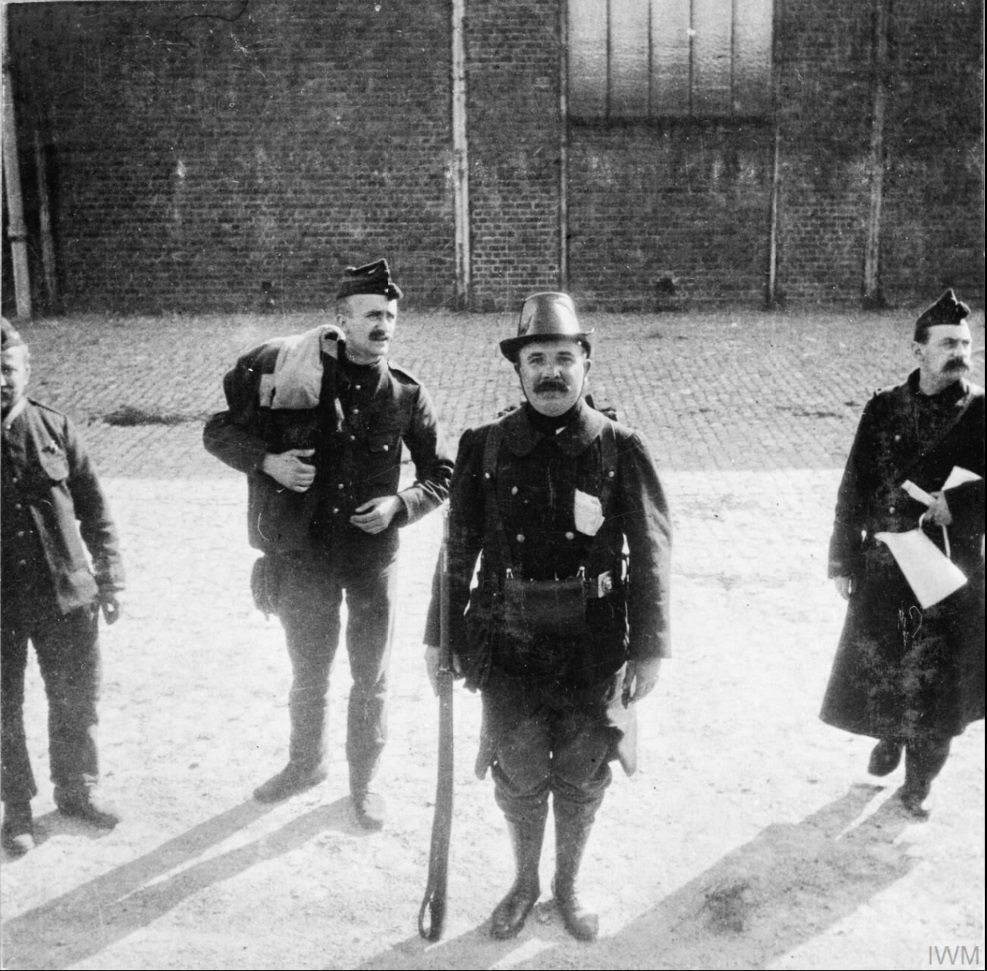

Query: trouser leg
left=279, top=555, right=343, bottom=772
left=901, top=735, right=951, bottom=815
left=1, top=625, right=37, bottom=807
left=343, top=558, right=397, bottom=795
left=33, top=607, right=101, bottom=797
left=550, top=707, right=612, bottom=942
left=488, top=701, right=552, bottom=939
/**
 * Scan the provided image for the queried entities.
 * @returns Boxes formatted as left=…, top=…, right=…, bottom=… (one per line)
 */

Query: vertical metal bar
left=863, top=0, right=890, bottom=307
left=766, top=0, right=782, bottom=308
left=34, top=123, right=58, bottom=310
left=2, top=10, right=33, bottom=319
left=451, top=0, right=471, bottom=309
left=559, top=0, right=569, bottom=290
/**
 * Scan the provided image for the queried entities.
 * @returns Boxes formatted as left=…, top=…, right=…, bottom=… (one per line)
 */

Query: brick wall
left=567, top=121, right=774, bottom=309
left=464, top=0, right=565, bottom=311
left=8, top=0, right=454, bottom=313
left=5, top=0, right=982, bottom=314
left=776, top=0, right=983, bottom=306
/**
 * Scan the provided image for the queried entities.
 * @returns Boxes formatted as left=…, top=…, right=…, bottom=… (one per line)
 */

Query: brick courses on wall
left=3, top=0, right=983, bottom=314
left=8, top=0, right=455, bottom=313
left=567, top=120, right=775, bottom=310
left=464, top=0, right=565, bottom=311
left=775, top=0, right=984, bottom=306
left=879, top=0, right=984, bottom=302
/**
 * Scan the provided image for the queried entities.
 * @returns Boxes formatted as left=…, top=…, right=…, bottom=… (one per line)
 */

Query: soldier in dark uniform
left=204, top=260, right=452, bottom=829
left=822, top=290, right=984, bottom=817
left=424, top=293, right=671, bottom=941
left=1, top=319, right=125, bottom=856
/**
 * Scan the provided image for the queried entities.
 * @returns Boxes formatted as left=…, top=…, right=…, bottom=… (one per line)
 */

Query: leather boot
left=553, top=809, right=598, bottom=942
left=898, top=737, right=951, bottom=818
left=867, top=738, right=903, bottom=777
left=490, top=810, right=547, bottom=940
left=1, top=801, right=35, bottom=856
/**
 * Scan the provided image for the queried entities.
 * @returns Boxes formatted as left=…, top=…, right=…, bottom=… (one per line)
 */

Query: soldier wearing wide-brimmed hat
left=205, top=260, right=452, bottom=829
left=425, top=292, right=671, bottom=941
left=822, top=289, right=985, bottom=817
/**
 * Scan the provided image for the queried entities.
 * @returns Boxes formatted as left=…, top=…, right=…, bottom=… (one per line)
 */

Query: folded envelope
left=874, top=529, right=967, bottom=609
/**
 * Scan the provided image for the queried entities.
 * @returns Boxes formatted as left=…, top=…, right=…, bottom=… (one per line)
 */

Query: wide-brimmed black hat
left=499, top=292, right=593, bottom=362
left=336, top=259, right=403, bottom=301
left=914, top=289, right=970, bottom=340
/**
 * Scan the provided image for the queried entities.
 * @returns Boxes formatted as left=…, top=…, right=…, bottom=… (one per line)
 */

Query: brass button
left=565, top=531, right=575, bottom=540
left=516, top=534, right=525, bottom=543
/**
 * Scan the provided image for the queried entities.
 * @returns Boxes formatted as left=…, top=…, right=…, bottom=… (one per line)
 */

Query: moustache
left=369, top=329, right=390, bottom=341
left=944, top=360, right=969, bottom=372
left=534, top=378, right=569, bottom=393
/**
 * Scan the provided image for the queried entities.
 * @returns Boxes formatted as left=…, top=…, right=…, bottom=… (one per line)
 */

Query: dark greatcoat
left=424, top=401, right=671, bottom=774
left=821, top=372, right=985, bottom=741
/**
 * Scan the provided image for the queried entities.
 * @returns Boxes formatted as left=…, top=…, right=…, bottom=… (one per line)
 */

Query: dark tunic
left=821, top=372, right=985, bottom=740
left=425, top=401, right=671, bottom=776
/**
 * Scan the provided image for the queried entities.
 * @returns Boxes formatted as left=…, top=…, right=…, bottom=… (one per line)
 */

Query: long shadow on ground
left=1, top=798, right=353, bottom=970
left=359, top=784, right=918, bottom=971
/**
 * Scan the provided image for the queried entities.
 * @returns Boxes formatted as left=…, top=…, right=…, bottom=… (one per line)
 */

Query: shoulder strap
left=480, top=422, right=516, bottom=575
left=596, top=418, right=618, bottom=512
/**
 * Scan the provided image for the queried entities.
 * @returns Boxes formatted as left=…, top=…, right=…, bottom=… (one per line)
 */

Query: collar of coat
left=500, top=399, right=607, bottom=457
left=905, top=368, right=972, bottom=407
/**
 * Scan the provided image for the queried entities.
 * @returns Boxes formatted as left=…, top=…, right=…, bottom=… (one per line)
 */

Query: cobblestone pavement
left=2, top=307, right=984, bottom=970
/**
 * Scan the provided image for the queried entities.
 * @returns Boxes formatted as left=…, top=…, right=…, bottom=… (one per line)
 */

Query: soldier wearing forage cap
left=424, top=293, right=671, bottom=941
left=2, top=318, right=125, bottom=856
left=204, top=261, right=452, bottom=828
left=822, top=289, right=985, bottom=817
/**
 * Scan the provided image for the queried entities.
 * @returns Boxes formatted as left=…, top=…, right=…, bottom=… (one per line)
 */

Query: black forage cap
left=914, top=289, right=970, bottom=340
left=336, top=259, right=403, bottom=301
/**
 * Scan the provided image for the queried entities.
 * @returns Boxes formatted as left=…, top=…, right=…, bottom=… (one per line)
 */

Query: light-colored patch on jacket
left=257, top=324, right=341, bottom=409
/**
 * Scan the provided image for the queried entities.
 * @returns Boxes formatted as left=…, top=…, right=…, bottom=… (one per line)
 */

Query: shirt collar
left=906, top=368, right=969, bottom=404
left=501, top=398, right=607, bottom=457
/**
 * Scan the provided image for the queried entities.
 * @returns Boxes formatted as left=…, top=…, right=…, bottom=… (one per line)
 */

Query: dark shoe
left=896, top=781, right=932, bottom=819
left=253, top=764, right=328, bottom=803
left=1, top=802, right=36, bottom=856
left=868, top=739, right=903, bottom=777
left=491, top=880, right=541, bottom=940
left=352, top=791, right=386, bottom=831
left=489, top=812, right=547, bottom=940
left=553, top=877, right=599, bottom=942
left=554, top=806, right=599, bottom=942
left=55, top=789, right=120, bottom=829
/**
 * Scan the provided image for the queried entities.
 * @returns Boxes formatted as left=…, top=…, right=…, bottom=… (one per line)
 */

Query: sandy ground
left=1, top=309, right=984, bottom=970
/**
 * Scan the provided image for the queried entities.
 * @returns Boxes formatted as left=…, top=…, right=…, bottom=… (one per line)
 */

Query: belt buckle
left=595, top=570, right=612, bottom=598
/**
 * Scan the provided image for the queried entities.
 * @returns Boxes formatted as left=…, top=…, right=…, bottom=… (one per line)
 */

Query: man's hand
left=262, top=449, right=316, bottom=492
left=350, top=496, right=402, bottom=534
left=100, top=594, right=122, bottom=625
left=833, top=575, right=853, bottom=601
left=923, top=491, right=953, bottom=527
left=622, top=657, right=661, bottom=705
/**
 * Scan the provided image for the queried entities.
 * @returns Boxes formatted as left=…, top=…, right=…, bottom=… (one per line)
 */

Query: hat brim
left=499, top=331, right=593, bottom=362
